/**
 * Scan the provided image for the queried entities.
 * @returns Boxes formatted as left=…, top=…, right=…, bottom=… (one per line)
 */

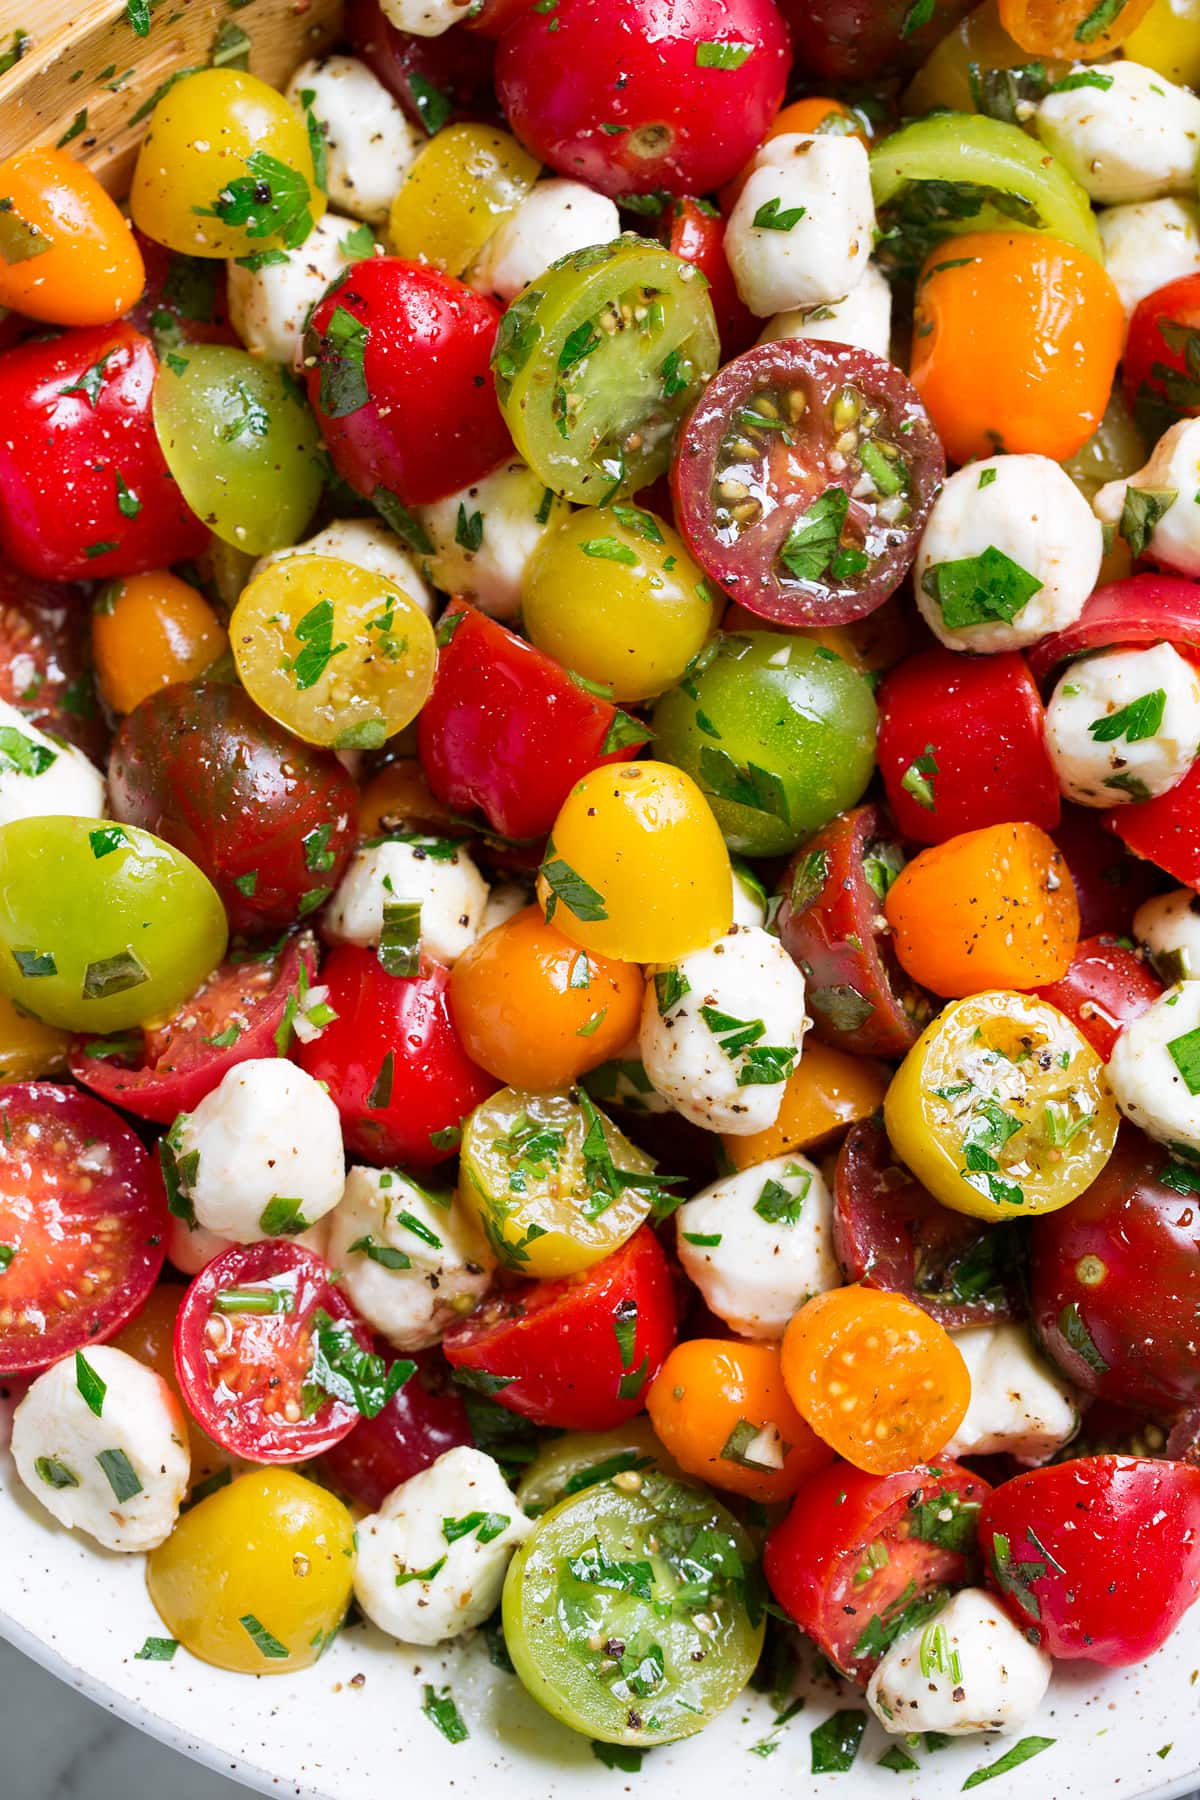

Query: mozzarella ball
left=758, top=261, right=892, bottom=359
left=731, top=864, right=768, bottom=929
left=1045, top=642, right=1200, bottom=807
left=1036, top=62, right=1200, bottom=207
left=470, top=181, right=621, bottom=304
left=867, top=1588, right=1052, bottom=1736
left=171, top=1059, right=345, bottom=1243
left=1134, top=887, right=1200, bottom=979
left=914, top=454, right=1103, bottom=653
left=227, top=213, right=367, bottom=364
left=1098, top=197, right=1200, bottom=317
left=354, top=1447, right=531, bottom=1644
left=0, top=698, right=104, bottom=827
left=325, top=1166, right=491, bottom=1351
left=287, top=57, right=421, bottom=225
left=379, top=0, right=471, bottom=35
left=1094, top=417, right=1200, bottom=577
left=12, top=1347, right=189, bottom=1552
left=255, top=518, right=433, bottom=615
left=417, top=459, right=571, bottom=622
left=323, top=837, right=487, bottom=966
left=726, top=134, right=875, bottom=317
left=675, top=1154, right=840, bottom=1339
left=479, top=879, right=531, bottom=934
left=639, top=924, right=809, bottom=1135
left=1108, top=981, right=1200, bottom=1153
left=165, top=1209, right=328, bottom=1275
left=943, top=1323, right=1080, bottom=1466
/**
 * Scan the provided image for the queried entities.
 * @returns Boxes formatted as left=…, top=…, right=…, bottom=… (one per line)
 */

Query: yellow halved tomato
left=999, top=0, right=1155, bottom=56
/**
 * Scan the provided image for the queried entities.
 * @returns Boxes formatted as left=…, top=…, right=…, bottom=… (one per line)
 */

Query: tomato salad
left=4, top=0, right=1200, bottom=1776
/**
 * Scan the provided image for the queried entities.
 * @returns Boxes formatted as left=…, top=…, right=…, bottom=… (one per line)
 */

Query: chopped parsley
left=922, top=545, right=1042, bottom=630
left=752, top=196, right=807, bottom=232
left=75, top=1350, right=106, bottom=1418
left=695, top=40, right=754, bottom=67
left=778, top=487, right=865, bottom=585
left=1089, top=688, right=1166, bottom=744
left=1119, top=486, right=1176, bottom=555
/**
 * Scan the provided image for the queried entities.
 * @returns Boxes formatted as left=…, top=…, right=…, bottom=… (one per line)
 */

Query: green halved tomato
left=515, top=1419, right=680, bottom=1516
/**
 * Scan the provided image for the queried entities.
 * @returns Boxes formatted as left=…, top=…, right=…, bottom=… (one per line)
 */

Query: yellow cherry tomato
left=723, top=1041, right=889, bottom=1170
left=523, top=506, right=716, bottom=704
left=0, top=148, right=143, bottom=326
left=0, top=991, right=70, bottom=1082
left=884, top=990, right=1119, bottom=1221
left=92, top=572, right=228, bottom=715
left=147, top=1468, right=355, bottom=1672
left=231, top=555, right=436, bottom=750
left=130, top=69, right=325, bottom=260
left=388, top=123, right=539, bottom=275
left=537, top=761, right=733, bottom=964
left=1124, top=0, right=1200, bottom=83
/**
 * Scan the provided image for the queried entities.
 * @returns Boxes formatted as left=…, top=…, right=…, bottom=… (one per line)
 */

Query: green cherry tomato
left=152, top=345, right=323, bottom=556
left=502, top=1470, right=765, bottom=1745
left=0, top=816, right=228, bottom=1031
left=491, top=239, right=720, bottom=504
left=515, top=1420, right=681, bottom=1516
left=651, top=632, right=878, bottom=856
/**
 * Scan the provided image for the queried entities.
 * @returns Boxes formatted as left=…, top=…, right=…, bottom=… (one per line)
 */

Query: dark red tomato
left=1122, top=272, right=1200, bottom=426
left=1104, top=757, right=1200, bottom=889
left=1027, top=574, right=1200, bottom=687
left=304, top=258, right=511, bottom=509
left=877, top=648, right=1059, bottom=846
left=764, top=1458, right=991, bottom=1679
left=322, top=1345, right=473, bottom=1509
left=1034, top=935, right=1162, bottom=1061
left=0, top=323, right=207, bottom=583
left=344, top=0, right=497, bottom=131
left=494, top=0, right=789, bottom=198
left=1168, top=1409, right=1200, bottom=1463
left=660, top=198, right=757, bottom=359
left=980, top=1456, right=1200, bottom=1664
left=0, top=565, right=105, bottom=760
left=417, top=600, right=649, bottom=841
left=1031, top=1131, right=1200, bottom=1412
left=442, top=1225, right=676, bottom=1429
left=776, top=802, right=935, bottom=1055
left=126, top=232, right=238, bottom=354
left=777, top=0, right=973, bottom=80
left=296, top=944, right=498, bottom=1168
left=108, top=682, right=358, bottom=934
left=0, top=1083, right=166, bottom=1376
left=70, top=935, right=318, bottom=1125
left=834, top=1119, right=1022, bottom=1328
left=672, top=340, right=944, bottom=626
left=1051, top=803, right=1161, bottom=938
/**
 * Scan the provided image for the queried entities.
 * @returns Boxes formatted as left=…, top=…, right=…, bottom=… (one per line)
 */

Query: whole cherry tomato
left=660, top=198, right=757, bottom=359
left=321, top=1347, right=472, bottom=1510
left=92, top=571, right=227, bottom=716
left=345, top=0, right=498, bottom=132
left=1027, top=573, right=1200, bottom=687
left=0, top=148, right=143, bottom=326
left=1051, top=802, right=1162, bottom=938
left=0, top=565, right=104, bottom=760
left=1034, top=936, right=1163, bottom=1061
left=1122, top=272, right=1200, bottom=430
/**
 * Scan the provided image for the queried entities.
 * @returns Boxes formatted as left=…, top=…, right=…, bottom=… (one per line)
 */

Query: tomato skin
left=877, top=649, right=1060, bottom=846
left=321, top=1347, right=471, bottom=1510
left=1051, top=802, right=1162, bottom=939
left=0, top=324, right=207, bottom=583
left=304, top=258, right=511, bottom=508
left=1027, top=573, right=1200, bottom=687
left=1103, top=757, right=1200, bottom=889
left=1122, top=272, right=1200, bottom=425
left=296, top=944, right=499, bottom=1169
left=1034, top=936, right=1163, bottom=1062
left=345, top=0, right=498, bottom=130
left=108, top=683, right=358, bottom=934
left=0, top=148, right=143, bottom=327
left=442, top=1225, right=677, bottom=1429
left=778, top=0, right=974, bottom=80
left=979, top=1456, right=1200, bottom=1663
left=661, top=199, right=757, bottom=359
left=0, top=565, right=105, bottom=761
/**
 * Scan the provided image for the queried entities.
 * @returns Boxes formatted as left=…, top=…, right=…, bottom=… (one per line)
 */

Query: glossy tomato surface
left=321, top=1347, right=472, bottom=1511
left=1027, top=574, right=1200, bottom=686
left=1034, top=936, right=1162, bottom=1061
left=1104, top=757, right=1200, bottom=890
left=1122, top=271, right=1200, bottom=426
left=0, top=564, right=104, bottom=760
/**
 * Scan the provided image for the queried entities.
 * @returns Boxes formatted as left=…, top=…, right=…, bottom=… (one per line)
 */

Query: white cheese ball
left=322, top=837, right=487, bottom=966
left=325, top=1166, right=491, bottom=1351
left=470, top=181, right=621, bottom=304
left=165, top=1210, right=329, bottom=1275
left=675, top=1154, right=840, bottom=1340
left=287, top=56, right=421, bottom=225
left=354, top=1447, right=531, bottom=1644
left=255, top=518, right=433, bottom=615
left=379, top=0, right=472, bottom=35
left=1094, top=417, right=1200, bottom=578
left=758, top=261, right=892, bottom=360
left=0, top=698, right=104, bottom=827
left=914, top=454, right=1103, bottom=653
left=479, top=879, right=531, bottom=934
left=639, top=924, right=809, bottom=1135
left=227, top=213, right=367, bottom=365
left=1108, top=981, right=1200, bottom=1152
left=725, top=133, right=875, bottom=317
left=867, top=1588, right=1052, bottom=1737
left=417, top=459, right=570, bottom=622
left=1045, top=642, right=1200, bottom=807
left=1134, top=887, right=1200, bottom=979
left=12, top=1347, right=189, bottom=1552
left=1036, top=62, right=1200, bottom=206
left=943, top=1323, right=1080, bottom=1466
left=1098, top=196, right=1200, bottom=317
left=171, top=1059, right=345, bottom=1243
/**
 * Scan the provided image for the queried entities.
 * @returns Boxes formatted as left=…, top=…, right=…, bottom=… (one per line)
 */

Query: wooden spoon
left=0, top=0, right=343, bottom=195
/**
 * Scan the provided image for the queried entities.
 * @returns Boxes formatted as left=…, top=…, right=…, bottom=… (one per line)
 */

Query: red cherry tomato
left=877, top=648, right=1059, bottom=846
left=0, top=1083, right=167, bottom=1376
left=126, top=231, right=239, bottom=355
left=304, top=258, right=511, bottom=509
left=776, top=802, right=935, bottom=1056
left=296, top=944, right=498, bottom=1168
left=672, top=340, right=944, bottom=627
left=776, top=0, right=973, bottom=80
left=1103, top=757, right=1200, bottom=889
left=979, top=1456, right=1200, bottom=1664
left=108, top=682, right=358, bottom=934
left=1122, top=272, right=1200, bottom=426
left=321, top=1346, right=471, bottom=1510
left=70, top=935, right=318, bottom=1125
left=494, top=0, right=789, bottom=199
left=0, top=564, right=105, bottom=760
left=660, top=198, right=757, bottom=360
left=764, top=1457, right=992, bottom=1679
left=1050, top=803, right=1162, bottom=939
left=1027, top=574, right=1200, bottom=687
left=344, top=0, right=498, bottom=132
left=416, top=600, right=650, bottom=842
left=441, top=1224, right=677, bottom=1429
left=0, top=323, right=207, bottom=583
left=1034, top=935, right=1162, bottom=1062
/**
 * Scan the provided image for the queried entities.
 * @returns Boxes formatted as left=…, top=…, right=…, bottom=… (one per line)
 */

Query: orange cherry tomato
left=884, top=821, right=1080, bottom=998
left=910, top=232, right=1124, bottom=465
left=91, top=572, right=227, bottom=715
left=0, top=148, right=144, bottom=326
left=998, top=0, right=1155, bottom=58
left=356, top=759, right=463, bottom=839
left=780, top=1285, right=970, bottom=1475
left=646, top=1337, right=833, bottom=1503
left=449, top=904, right=643, bottom=1090
left=723, top=1041, right=889, bottom=1171
left=111, top=1284, right=236, bottom=1488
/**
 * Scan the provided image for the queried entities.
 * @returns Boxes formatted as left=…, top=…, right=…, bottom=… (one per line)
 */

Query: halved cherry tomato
left=91, top=571, right=227, bottom=716
left=1051, top=802, right=1162, bottom=938
left=0, top=564, right=105, bottom=760
left=660, top=198, right=757, bottom=359
left=1122, top=272, right=1200, bottom=432
left=1103, top=758, right=1200, bottom=889
left=321, top=1346, right=472, bottom=1510
left=722, top=1041, right=889, bottom=1171
left=672, top=340, right=944, bottom=627
left=442, top=1224, right=677, bottom=1430
left=780, top=1285, right=971, bottom=1474
left=345, top=0, right=498, bottom=133
left=1034, top=936, right=1163, bottom=1061
left=112, top=1284, right=235, bottom=1490
left=998, top=0, right=1155, bottom=57
left=0, top=1083, right=166, bottom=1376
left=765, top=1458, right=992, bottom=1679
left=0, top=148, right=143, bottom=326
left=1027, top=574, right=1200, bottom=687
